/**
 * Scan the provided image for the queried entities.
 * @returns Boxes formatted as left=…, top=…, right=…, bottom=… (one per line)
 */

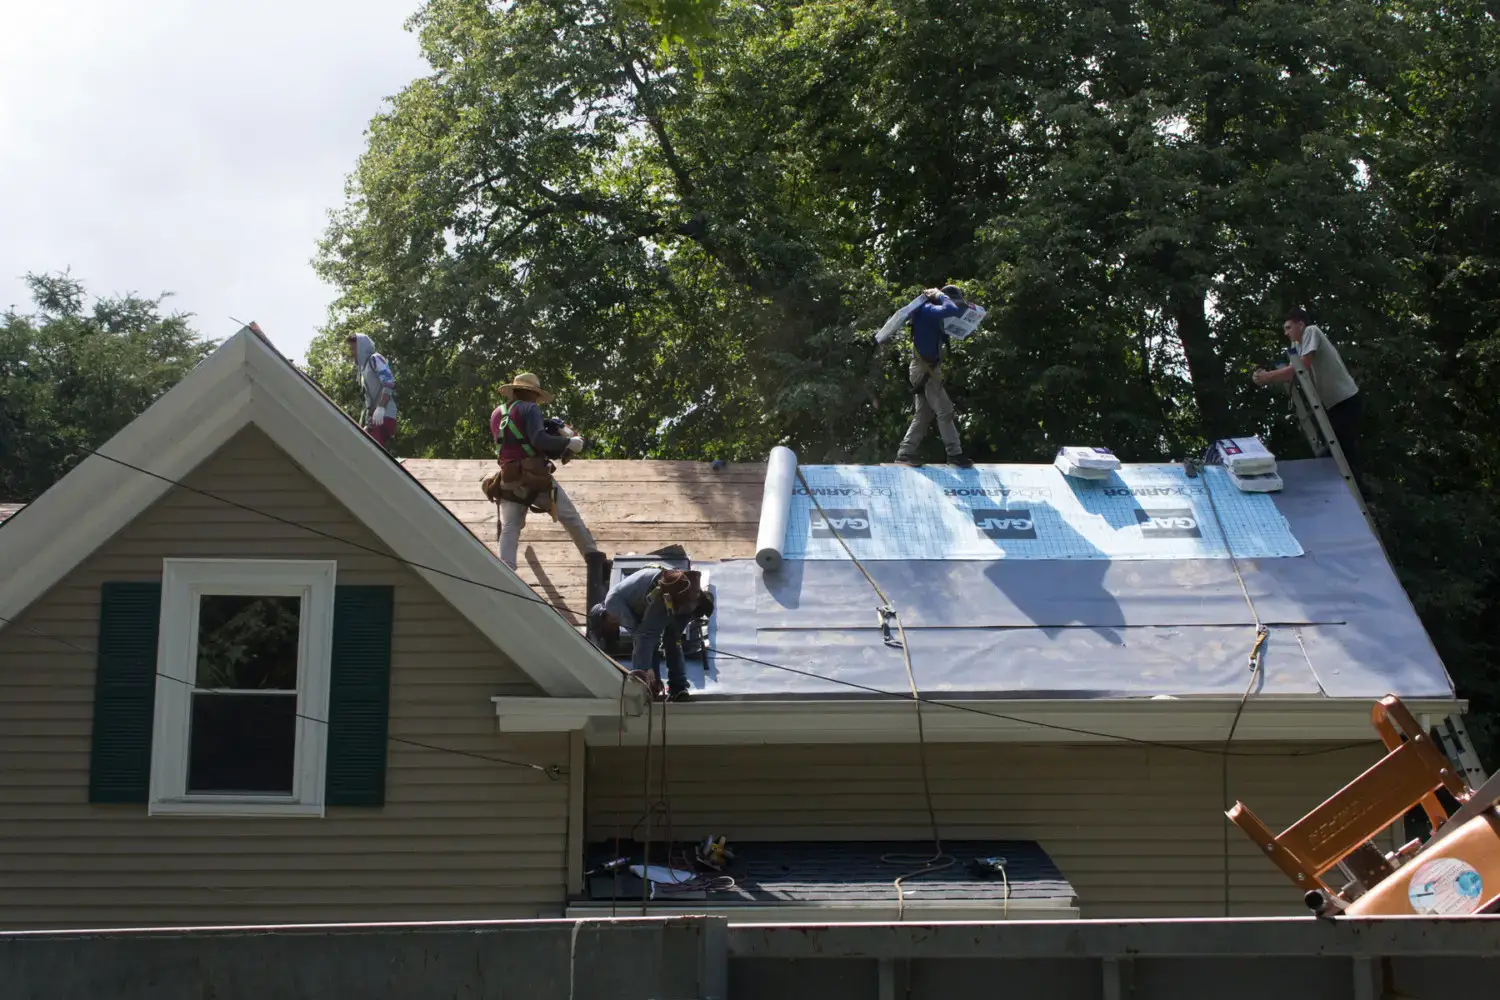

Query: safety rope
left=795, top=466, right=952, bottom=920
left=1197, top=458, right=1270, bottom=917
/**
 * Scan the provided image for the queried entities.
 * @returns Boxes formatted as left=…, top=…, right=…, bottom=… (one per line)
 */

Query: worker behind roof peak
left=589, top=566, right=714, bottom=702
left=876, top=284, right=976, bottom=470
left=486, top=372, right=601, bottom=573
left=1252, top=307, right=1364, bottom=485
left=344, top=333, right=398, bottom=450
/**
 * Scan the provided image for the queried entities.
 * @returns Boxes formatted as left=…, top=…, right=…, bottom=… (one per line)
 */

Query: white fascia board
left=0, top=335, right=254, bottom=624
left=583, top=696, right=1467, bottom=747
left=565, top=901, right=1080, bottom=922
left=239, top=334, right=620, bottom=698
left=491, top=697, right=622, bottom=732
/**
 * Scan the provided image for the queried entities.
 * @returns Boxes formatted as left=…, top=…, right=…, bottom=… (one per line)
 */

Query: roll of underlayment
left=755, top=446, right=798, bottom=571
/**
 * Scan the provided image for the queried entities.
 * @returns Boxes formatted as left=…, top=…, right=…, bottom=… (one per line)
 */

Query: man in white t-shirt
left=1252, top=308, right=1364, bottom=483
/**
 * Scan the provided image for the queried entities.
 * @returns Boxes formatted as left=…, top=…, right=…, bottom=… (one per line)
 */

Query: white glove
left=566, top=436, right=585, bottom=454
left=371, top=405, right=386, bottom=425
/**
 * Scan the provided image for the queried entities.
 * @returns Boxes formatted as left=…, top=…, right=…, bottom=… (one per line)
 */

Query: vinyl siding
left=586, top=741, right=1383, bottom=918
left=0, top=426, right=570, bottom=929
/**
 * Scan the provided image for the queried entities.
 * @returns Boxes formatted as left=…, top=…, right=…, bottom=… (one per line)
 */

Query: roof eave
left=528, top=695, right=1469, bottom=746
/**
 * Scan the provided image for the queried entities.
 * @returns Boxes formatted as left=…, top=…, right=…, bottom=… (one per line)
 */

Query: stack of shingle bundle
left=1053, top=446, right=1121, bottom=480
left=1209, top=437, right=1283, bottom=492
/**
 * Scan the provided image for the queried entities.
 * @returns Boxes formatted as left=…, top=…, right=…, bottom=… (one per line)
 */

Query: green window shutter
left=326, top=585, right=395, bottom=806
left=89, top=582, right=162, bottom=804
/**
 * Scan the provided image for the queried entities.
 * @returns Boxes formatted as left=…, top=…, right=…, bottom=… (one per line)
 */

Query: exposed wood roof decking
left=401, top=459, right=765, bottom=623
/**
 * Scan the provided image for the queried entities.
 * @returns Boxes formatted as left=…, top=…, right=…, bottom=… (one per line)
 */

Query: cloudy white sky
left=0, top=0, right=429, bottom=362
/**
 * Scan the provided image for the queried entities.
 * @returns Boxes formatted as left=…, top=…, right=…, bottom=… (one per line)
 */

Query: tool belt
left=481, top=455, right=556, bottom=513
left=912, top=356, right=939, bottom=394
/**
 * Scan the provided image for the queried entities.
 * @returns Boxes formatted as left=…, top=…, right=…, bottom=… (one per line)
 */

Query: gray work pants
left=897, top=356, right=963, bottom=460
left=498, top=483, right=598, bottom=570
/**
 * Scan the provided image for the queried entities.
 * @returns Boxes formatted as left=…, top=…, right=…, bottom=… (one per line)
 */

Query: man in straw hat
left=488, top=372, right=600, bottom=571
left=589, top=566, right=713, bottom=702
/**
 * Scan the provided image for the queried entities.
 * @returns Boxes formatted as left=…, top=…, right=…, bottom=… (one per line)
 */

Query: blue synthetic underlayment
left=679, top=460, right=1453, bottom=701
left=784, top=463, right=1303, bottom=561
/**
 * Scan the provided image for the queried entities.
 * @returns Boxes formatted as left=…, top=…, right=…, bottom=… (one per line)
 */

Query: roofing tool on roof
left=1230, top=695, right=1500, bottom=918
left=876, top=605, right=899, bottom=648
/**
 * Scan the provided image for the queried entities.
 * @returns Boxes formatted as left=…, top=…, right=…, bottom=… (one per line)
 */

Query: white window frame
left=149, top=559, right=337, bottom=817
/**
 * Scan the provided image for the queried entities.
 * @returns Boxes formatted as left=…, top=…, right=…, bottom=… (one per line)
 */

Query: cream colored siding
left=0, top=427, right=570, bottom=929
left=587, top=742, right=1381, bottom=918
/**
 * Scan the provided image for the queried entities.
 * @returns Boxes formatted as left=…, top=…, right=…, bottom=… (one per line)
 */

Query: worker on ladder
left=1252, top=307, right=1365, bottom=485
left=486, top=373, right=601, bottom=574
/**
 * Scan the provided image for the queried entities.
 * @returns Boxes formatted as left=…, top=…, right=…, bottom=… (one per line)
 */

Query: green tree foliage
left=317, top=0, right=1500, bottom=760
left=0, top=273, right=215, bottom=502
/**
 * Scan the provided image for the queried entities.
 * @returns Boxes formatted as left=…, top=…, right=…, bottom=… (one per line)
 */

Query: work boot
left=667, top=689, right=692, bottom=703
left=894, top=457, right=923, bottom=468
left=948, top=454, right=975, bottom=469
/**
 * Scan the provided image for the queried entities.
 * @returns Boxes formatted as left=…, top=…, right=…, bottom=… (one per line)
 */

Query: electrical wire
left=796, top=467, right=952, bottom=919
left=1, top=439, right=1382, bottom=761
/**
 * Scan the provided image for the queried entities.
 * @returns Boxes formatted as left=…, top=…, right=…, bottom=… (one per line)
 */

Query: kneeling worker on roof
left=488, top=373, right=600, bottom=572
left=589, top=567, right=713, bottom=703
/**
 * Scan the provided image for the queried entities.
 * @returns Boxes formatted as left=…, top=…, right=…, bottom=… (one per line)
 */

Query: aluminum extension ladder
left=1285, top=352, right=1488, bottom=784
left=1284, top=352, right=1375, bottom=534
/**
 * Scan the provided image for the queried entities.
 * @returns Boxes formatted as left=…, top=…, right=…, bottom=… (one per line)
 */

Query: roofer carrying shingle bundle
left=589, top=566, right=714, bottom=703
left=875, top=285, right=976, bottom=469
left=484, top=372, right=600, bottom=572
left=344, top=333, right=398, bottom=450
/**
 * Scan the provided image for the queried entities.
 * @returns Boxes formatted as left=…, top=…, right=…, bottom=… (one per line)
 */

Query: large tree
left=0, top=273, right=214, bottom=502
left=317, top=0, right=1500, bottom=760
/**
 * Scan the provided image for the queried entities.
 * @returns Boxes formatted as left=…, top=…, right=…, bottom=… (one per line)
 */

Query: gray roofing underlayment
left=583, top=840, right=1073, bottom=907
left=677, top=459, right=1452, bottom=701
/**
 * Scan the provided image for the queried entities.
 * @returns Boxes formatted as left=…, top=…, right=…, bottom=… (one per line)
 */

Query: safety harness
left=481, top=403, right=557, bottom=515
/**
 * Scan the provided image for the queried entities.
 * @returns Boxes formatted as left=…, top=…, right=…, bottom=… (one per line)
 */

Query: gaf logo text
left=1135, top=507, right=1201, bottom=538
left=973, top=508, right=1037, bottom=540
left=810, top=508, right=871, bottom=538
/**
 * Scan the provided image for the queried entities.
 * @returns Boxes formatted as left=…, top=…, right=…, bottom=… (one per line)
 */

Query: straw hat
left=498, top=372, right=554, bottom=404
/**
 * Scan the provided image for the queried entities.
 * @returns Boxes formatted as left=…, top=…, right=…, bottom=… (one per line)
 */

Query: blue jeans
left=631, top=595, right=689, bottom=693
